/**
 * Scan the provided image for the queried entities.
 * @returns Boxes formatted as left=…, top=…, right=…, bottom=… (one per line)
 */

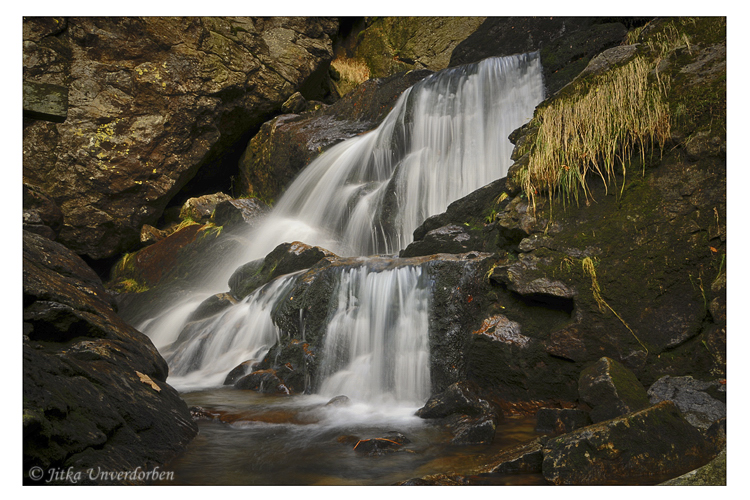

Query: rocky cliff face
left=23, top=17, right=339, bottom=259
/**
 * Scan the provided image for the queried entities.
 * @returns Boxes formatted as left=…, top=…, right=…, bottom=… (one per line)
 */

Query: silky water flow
left=136, top=53, right=546, bottom=485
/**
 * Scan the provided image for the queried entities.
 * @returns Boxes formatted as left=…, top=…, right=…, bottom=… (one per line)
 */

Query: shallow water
left=156, top=388, right=546, bottom=486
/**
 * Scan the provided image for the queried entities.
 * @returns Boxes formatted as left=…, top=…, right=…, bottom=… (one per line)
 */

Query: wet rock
left=139, top=224, right=167, bottom=245
left=535, top=408, right=591, bottom=435
left=400, top=224, right=482, bottom=258
left=187, top=292, right=238, bottom=323
left=23, top=231, right=196, bottom=484
left=211, top=197, right=269, bottom=229
left=223, top=360, right=256, bottom=386
left=542, top=401, right=717, bottom=485
left=179, top=192, right=233, bottom=223
left=353, top=432, right=411, bottom=456
left=417, top=381, right=501, bottom=445
left=228, top=241, right=336, bottom=300
left=578, top=357, right=651, bottom=423
left=235, top=369, right=290, bottom=395
left=281, top=91, right=308, bottom=114
left=473, top=315, right=529, bottom=348
left=481, top=437, right=546, bottom=474
left=325, top=395, right=351, bottom=406
left=647, top=375, right=726, bottom=430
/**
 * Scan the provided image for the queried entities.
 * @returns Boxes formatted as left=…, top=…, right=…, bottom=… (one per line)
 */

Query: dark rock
left=481, top=437, right=546, bottom=474
left=23, top=17, right=339, bottom=259
left=228, top=241, right=336, bottom=300
left=400, top=224, right=482, bottom=258
left=187, top=292, right=238, bottom=323
left=211, top=197, right=269, bottom=229
left=234, top=369, right=290, bottom=395
left=542, top=401, right=717, bottom=485
left=352, top=432, right=410, bottom=456
left=578, top=357, right=651, bottom=423
left=647, top=375, right=726, bottom=429
left=535, top=408, right=591, bottom=435
left=139, top=224, right=167, bottom=245
left=23, top=231, right=196, bottom=485
left=223, top=360, right=256, bottom=386
left=417, top=381, right=501, bottom=445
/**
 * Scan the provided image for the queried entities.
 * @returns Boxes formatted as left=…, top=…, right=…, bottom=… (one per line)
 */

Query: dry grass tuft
left=331, top=56, right=371, bottom=95
left=517, top=56, right=671, bottom=210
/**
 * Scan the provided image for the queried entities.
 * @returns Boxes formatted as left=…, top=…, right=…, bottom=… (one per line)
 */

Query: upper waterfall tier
left=237, top=53, right=545, bottom=261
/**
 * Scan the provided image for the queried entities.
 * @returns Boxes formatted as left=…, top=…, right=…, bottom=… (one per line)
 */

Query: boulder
left=23, top=231, right=196, bottom=484
left=480, top=437, right=546, bottom=475
left=578, top=357, right=651, bottom=423
left=542, top=401, right=716, bottom=485
left=234, top=369, right=290, bottom=394
left=211, top=197, right=269, bottom=229
left=228, top=241, right=336, bottom=301
left=23, top=17, right=339, bottom=259
left=659, top=448, right=726, bottom=485
left=179, top=192, right=233, bottom=223
left=417, top=381, right=501, bottom=445
left=647, top=375, right=726, bottom=429
left=23, top=182, right=64, bottom=241
left=186, top=292, right=238, bottom=323
left=223, top=360, right=256, bottom=386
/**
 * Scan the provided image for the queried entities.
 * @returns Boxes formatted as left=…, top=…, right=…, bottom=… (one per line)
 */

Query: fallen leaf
left=136, top=371, right=161, bottom=392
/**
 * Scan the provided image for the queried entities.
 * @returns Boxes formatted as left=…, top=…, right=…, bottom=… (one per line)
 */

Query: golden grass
left=331, top=56, right=371, bottom=95
left=517, top=56, right=671, bottom=210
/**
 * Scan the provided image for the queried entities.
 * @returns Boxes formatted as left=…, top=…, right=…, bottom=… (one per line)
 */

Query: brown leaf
left=135, top=371, right=161, bottom=392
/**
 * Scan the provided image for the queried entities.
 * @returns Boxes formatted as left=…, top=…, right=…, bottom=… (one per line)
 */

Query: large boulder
left=647, top=375, right=726, bottom=429
left=23, top=16, right=339, bottom=259
left=23, top=231, right=197, bottom=484
left=542, top=401, right=717, bottom=485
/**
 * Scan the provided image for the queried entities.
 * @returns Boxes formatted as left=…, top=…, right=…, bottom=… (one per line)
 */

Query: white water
left=139, top=53, right=545, bottom=406
left=317, top=265, right=431, bottom=406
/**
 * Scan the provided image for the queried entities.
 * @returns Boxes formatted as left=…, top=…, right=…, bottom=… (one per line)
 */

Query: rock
left=23, top=182, right=64, bottom=241
left=399, top=224, right=482, bottom=258
left=659, top=448, right=726, bottom=485
left=23, top=80, right=68, bottom=122
left=238, top=69, right=432, bottom=202
left=23, top=231, right=196, bottom=484
left=417, top=381, right=501, bottom=445
left=325, top=395, right=351, bottom=406
left=223, top=360, right=255, bottom=386
left=352, top=432, right=411, bottom=456
left=571, top=44, right=638, bottom=82
left=353, top=17, right=486, bottom=78
left=473, top=315, right=529, bottom=348
left=281, top=92, right=308, bottom=114
left=179, top=192, right=233, bottom=223
left=578, top=357, right=651, bottom=423
left=228, top=241, right=336, bottom=300
left=535, top=408, right=591, bottom=435
left=450, top=18, right=630, bottom=95
left=398, top=474, right=467, bottom=485
left=211, top=197, right=269, bottom=229
left=481, top=437, right=546, bottom=475
left=23, top=17, right=339, bottom=259
left=187, top=292, right=238, bottom=323
left=542, top=401, right=717, bottom=485
left=234, top=369, right=290, bottom=394
left=139, top=224, right=167, bottom=245
left=646, top=375, right=726, bottom=429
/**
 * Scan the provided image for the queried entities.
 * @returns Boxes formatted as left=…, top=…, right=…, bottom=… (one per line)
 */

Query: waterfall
left=317, top=265, right=431, bottom=405
left=139, top=53, right=545, bottom=403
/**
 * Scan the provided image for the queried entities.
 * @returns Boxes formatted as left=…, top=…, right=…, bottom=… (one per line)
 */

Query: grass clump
left=517, top=56, right=671, bottom=210
left=330, top=55, right=371, bottom=96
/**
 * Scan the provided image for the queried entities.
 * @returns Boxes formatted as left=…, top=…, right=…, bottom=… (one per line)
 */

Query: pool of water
left=156, top=388, right=546, bottom=485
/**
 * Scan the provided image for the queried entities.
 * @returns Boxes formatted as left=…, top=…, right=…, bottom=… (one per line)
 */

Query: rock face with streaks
left=23, top=16, right=339, bottom=259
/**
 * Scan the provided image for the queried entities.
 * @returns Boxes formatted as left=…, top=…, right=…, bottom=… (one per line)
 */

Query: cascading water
left=316, top=265, right=431, bottom=405
left=139, top=53, right=545, bottom=406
